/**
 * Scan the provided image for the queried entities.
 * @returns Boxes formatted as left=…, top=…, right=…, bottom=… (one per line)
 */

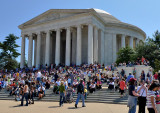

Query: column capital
left=130, top=36, right=134, bottom=39
left=27, top=33, right=34, bottom=38
left=76, top=24, right=82, bottom=28
left=54, top=28, right=61, bottom=32
left=43, top=30, right=52, bottom=34
left=100, top=29, right=105, bottom=33
left=70, top=27, right=76, bottom=33
left=93, top=25, right=99, bottom=29
left=21, top=34, right=25, bottom=38
left=88, top=23, right=94, bottom=27
left=121, top=34, right=126, bottom=37
left=33, top=31, right=41, bottom=36
left=65, top=26, right=70, bottom=30
left=112, top=33, right=117, bottom=37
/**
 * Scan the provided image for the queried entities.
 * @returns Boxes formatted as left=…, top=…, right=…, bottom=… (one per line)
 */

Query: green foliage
left=116, top=30, right=160, bottom=69
left=154, top=59, right=160, bottom=73
left=3, top=58, right=19, bottom=71
left=146, top=30, right=160, bottom=47
left=135, top=42, right=160, bottom=68
left=116, top=46, right=136, bottom=65
left=0, top=34, right=20, bottom=70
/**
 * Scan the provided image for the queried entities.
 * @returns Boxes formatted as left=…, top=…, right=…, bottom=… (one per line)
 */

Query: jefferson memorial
left=19, top=9, right=146, bottom=68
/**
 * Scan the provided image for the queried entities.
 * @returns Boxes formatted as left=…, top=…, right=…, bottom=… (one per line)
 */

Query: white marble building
left=19, top=9, right=146, bottom=68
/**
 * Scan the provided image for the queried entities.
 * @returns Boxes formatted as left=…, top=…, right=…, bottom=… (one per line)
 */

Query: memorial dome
left=93, top=8, right=121, bottom=23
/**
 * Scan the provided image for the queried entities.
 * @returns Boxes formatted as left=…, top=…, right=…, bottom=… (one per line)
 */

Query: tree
left=147, top=30, right=160, bottom=47
left=116, top=47, right=136, bottom=65
left=154, top=59, right=160, bottom=73
left=135, top=42, right=160, bottom=68
left=0, top=34, right=20, bottom=70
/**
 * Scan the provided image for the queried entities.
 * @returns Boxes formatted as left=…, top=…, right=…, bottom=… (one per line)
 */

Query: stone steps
left=0, top=88, right=128, bottom=104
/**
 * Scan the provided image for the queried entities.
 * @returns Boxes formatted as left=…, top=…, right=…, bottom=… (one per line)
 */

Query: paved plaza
left=1, top=100, right=149, bottom=113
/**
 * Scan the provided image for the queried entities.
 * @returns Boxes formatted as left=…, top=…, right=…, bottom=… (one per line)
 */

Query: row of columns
left=20, top=25, right=141, bottom=68
left=20, top=24, right=104, bottom=68
left=121, top=35, right=140, bottom=48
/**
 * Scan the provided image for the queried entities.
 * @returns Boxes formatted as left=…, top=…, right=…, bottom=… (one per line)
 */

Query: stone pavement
left=0, top=100, right=149, bottom=113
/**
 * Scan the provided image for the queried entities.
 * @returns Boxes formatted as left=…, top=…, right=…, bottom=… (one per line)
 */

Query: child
left=84, top=87, right=88, bottom=99
left=119, top=78, right=126, bottom=97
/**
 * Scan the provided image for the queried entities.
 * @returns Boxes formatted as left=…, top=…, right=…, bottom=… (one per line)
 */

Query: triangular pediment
left=19, top=9, right=90, bottom=28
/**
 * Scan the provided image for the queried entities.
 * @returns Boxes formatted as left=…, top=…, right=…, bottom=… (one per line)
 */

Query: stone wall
left=117, top=65, right=152, bottom=79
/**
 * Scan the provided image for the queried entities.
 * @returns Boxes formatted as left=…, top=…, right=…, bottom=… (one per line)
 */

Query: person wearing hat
left=127, top=78, right=140, bottom=113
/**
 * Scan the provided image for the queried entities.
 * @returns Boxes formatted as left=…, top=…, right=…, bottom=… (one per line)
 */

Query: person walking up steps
left=75, top=79, right=86, bottom=108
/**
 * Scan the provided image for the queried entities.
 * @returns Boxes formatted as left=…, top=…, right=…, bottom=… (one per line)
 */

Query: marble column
left=136, top=38, right=140, bottom=46
left=28, top=35, right=33, bottom=68
left=88, top=24, right=94, bottom=64
left=34, top=38, right=37, bottom=66
left=72, top=29, right=77, bottom=65
left=65, top=27, right=71, bottom=66
left=36, top=33, right=41, bottom=68
left=121, top=34, right=126, bottom=48
left=112, top=34, right=117, bottom=63
left=93, top=26, right=98, bottom=63
left=76, top=25, right=82, bottom=65
left=100, top=30, right=105, bottom=65
left=55, top=29, right=60, bottom=66
left=129, top=36, right=134, bottom=48
left=45, top=31, right=51, bottom=66
left=20, top=35, right=25, bottom=68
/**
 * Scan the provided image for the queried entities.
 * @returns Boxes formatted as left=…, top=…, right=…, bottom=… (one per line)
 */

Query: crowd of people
left=127, top=69, right=160, bottom=113
left=0, top=63, right=160, bottom=113
left=118, top=56, right=150, bottom=67
left=0, top=64, right=109, bottom=107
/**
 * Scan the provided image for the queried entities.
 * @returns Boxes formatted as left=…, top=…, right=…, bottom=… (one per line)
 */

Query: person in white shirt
left=56, top=79, right=61, bottom=86
left=3, top=79, right=8, bottom=88
left=108, top=78, right=114, bottom=90
left=147, top=82, right=159, bottom=113
left=89, top=82, right=96, bottom=93
left=37, top=70, right=42, bottom=82
left=38, top=85, right=45, bottom=98
left=68, top=77, right=71, bottom=86
left=137, top=80, right=148, bottom=113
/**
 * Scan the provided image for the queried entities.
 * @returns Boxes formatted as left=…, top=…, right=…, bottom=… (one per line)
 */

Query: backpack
left=77, top=83, right=83, bottom=94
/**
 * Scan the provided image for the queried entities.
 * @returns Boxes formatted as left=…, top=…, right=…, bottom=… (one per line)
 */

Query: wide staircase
left=0, top=85, right=128, bottom=105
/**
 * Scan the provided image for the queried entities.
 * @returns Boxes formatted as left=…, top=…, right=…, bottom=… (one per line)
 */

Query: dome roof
left=93, top=8, right=121, bottom=23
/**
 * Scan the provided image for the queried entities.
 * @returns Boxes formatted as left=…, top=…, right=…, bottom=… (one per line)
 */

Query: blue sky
left=0, top=0, right=160, bottom=62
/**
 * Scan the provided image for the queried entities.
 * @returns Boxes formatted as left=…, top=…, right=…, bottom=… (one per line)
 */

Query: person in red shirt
left=154, top=72, right=158, bottom=80
left=141, top=56, right=145, bottom=65
left=120, top=78, right=127, bottom=97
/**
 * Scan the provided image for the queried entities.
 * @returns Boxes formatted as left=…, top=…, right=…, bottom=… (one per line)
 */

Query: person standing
left=154, top=72, right=158, bottom=80
left=137, top=80, right=147, bottom=113
left=147, top=82, right=159, bottom=113
left=75, top=79, right=86, bottom=108
left=59, top=81, right=66, bottom=107
left=119, top=78, right=127, bottom=97
left=21, top=81, right=29, bottom=106
left=121, top=69, right=125, bottom=77
left=127, top=78, right=140, bottom=113
left=126, top=72, right=134, bottom=83
left=37, top=70, right=42, bottom=82
left=141, top=70, right=145, bottom=81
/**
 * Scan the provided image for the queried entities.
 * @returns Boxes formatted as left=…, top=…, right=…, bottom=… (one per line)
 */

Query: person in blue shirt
left=126, top=72, right=134, bottom=83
